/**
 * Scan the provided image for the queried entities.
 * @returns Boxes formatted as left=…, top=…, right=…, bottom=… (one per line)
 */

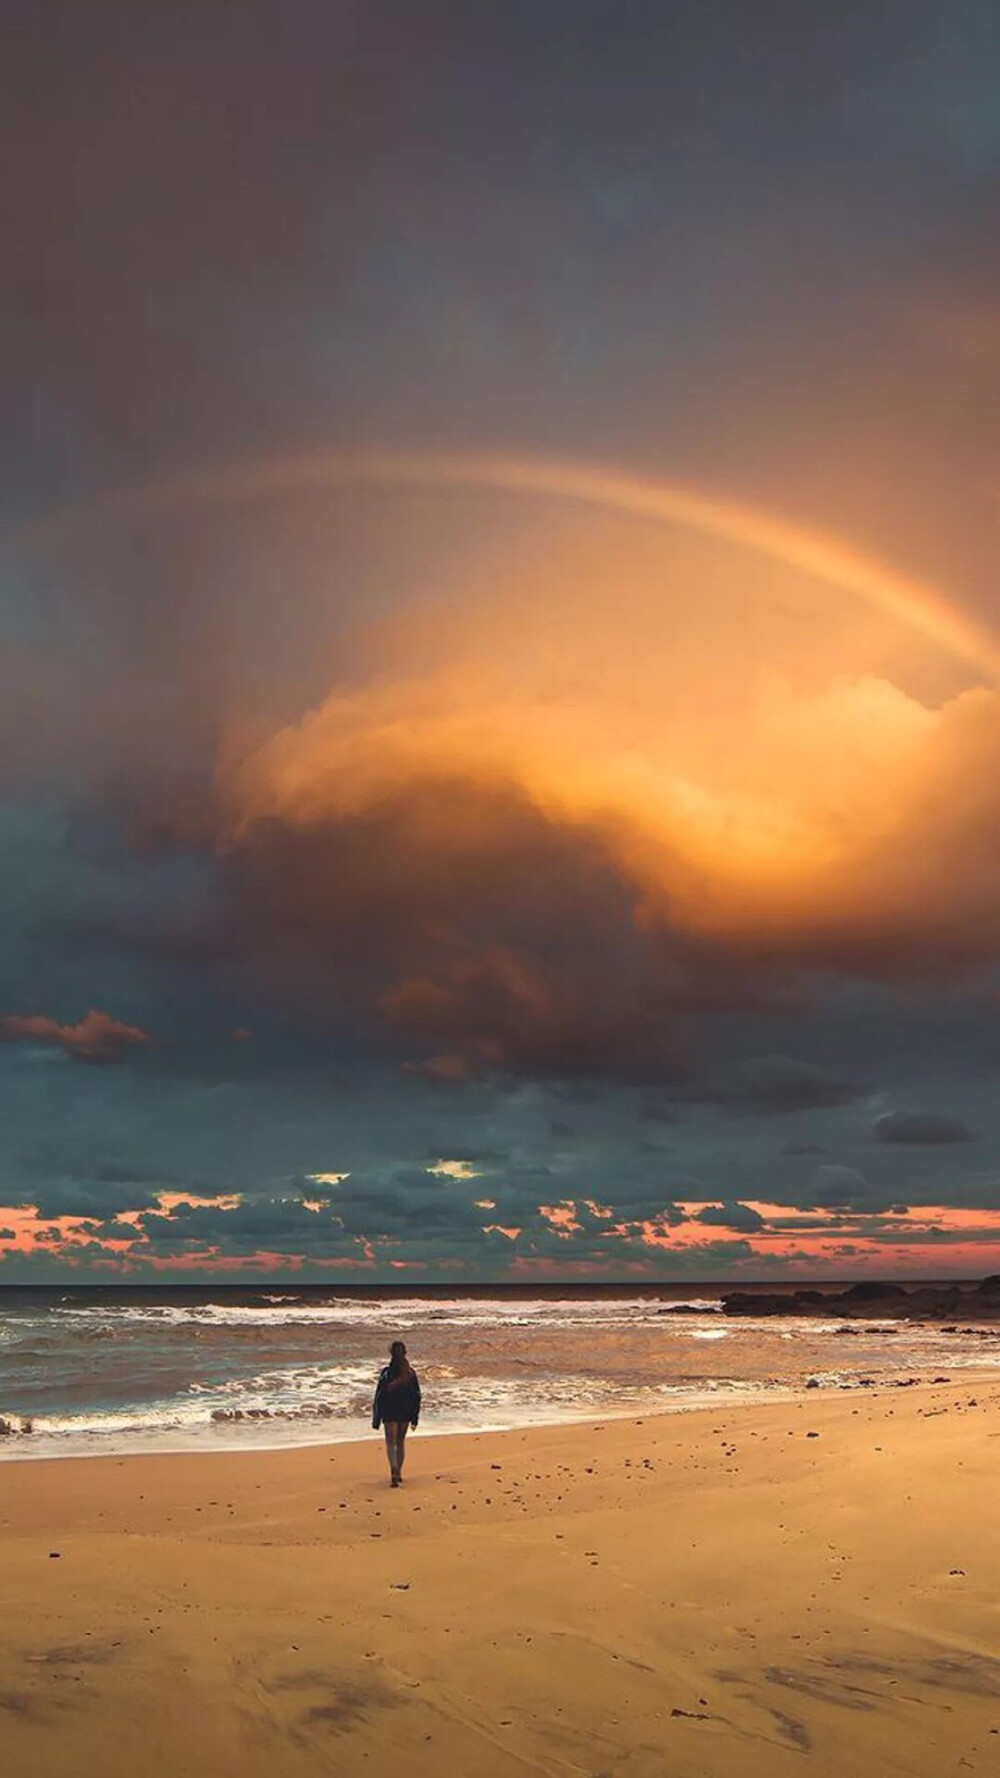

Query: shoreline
left=0, top=1377, right=811, bottom=1465
left=6, top=1358, right=998, bottom=1466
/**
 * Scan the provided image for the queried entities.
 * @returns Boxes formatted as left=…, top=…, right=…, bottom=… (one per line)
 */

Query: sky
left=3, top=0, right=1000, bottom=1282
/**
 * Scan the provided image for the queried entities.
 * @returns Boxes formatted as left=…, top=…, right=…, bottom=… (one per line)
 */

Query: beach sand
left=2, top=1378, right=998, bottom=1777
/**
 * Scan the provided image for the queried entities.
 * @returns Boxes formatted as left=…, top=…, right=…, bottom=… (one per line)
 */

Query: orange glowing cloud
left=35, top=446, right=1000, bottom=956
left=33, top=447, right=1000, bottom=1078
left=213, top=499, right=1000, bottom=971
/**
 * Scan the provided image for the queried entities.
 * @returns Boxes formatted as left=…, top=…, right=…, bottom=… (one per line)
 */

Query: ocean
left=2, top=1283, right=998, bottom=1461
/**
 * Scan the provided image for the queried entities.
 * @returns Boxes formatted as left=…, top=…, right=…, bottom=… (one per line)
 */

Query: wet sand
left=2, top=1377, right=998, bottom=1777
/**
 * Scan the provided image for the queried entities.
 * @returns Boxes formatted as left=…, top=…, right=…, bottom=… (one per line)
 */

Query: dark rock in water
left=657, top=1305, right=715, bottom=1315
left=0, top=1418, right=12, bottom=1437
left=844, top=1282, right=907, bottom=1300
left=722, top=1279, right=1000, bottom=1321
left=806, top=1378, right=820, bottom=1389
left=721, top=1293, right=791, bottom=1317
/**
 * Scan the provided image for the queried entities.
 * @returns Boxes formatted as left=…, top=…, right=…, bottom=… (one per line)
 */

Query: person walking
left=372, top=1340, right=421, bottom=1486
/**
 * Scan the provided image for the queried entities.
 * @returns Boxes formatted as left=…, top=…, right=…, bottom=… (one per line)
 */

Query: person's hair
left=388, top=1339, right=409, bottom=1378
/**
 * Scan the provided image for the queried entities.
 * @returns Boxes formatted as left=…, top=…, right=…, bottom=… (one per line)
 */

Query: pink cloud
left=1, top=1008, right=152, bottom=1064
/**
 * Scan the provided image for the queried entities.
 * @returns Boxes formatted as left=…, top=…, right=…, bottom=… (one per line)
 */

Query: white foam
left=0, top=1373, right=797, bottom=1462
left=47, top=1294, right=724, bottom=1331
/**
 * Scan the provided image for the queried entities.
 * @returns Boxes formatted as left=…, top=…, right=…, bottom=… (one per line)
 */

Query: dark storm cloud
left=576, top=1186, right=690, bottom=1223
left=874, top=1110, right=978, bottom=1145
left=135, top=1196, right=364, bottom=1258
left=17, top=1137, right=169, bottom=1185
left=74, top=1217, right=151, bottom=1242
left=31, top=1181, right=162, bottom=1219
left=800, top=1164, right=886, bottom=1213
left=307, top=1169, right=492, bottom=1238
left=10, top=1135, right=227, bottom=1217
left=128, top=1163, right=552, bottom=1264
left=693, top=1202, right=766, bottom=1233
left=638, top=1100, right=683, bottom=1124
left=684, top=1055, right=866, bottom=1117
left=158, top=779, right=802, bottom=1087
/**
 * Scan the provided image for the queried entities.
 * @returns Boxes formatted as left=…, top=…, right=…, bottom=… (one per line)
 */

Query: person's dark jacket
left=372, top=1365, right=421, bottom=1429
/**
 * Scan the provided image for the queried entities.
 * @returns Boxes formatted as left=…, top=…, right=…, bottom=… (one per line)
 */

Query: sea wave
left=46, top=1294, right=725, bottom=1330
left=0, top=1369, right=795, bottom=1461
left=4, top=1291, right=999, bottom=1464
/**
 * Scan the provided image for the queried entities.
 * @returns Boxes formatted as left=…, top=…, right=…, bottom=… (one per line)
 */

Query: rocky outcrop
left=721, top=1278, right=1000, bottom=1320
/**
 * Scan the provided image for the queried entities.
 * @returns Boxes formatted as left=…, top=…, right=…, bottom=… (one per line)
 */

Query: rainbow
left=28, top=448, right=1000, bottom=680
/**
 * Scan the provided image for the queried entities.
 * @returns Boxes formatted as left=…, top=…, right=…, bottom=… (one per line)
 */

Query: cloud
left=693, top=1200, right=766, bottom=1232
left=17, top=1138, right=169, bottom=1185
left=31, top=1181, right=163, bottom=1218
left=802, top=1164, right=880, bottom=1211
left=19, top=471, right=1000, bottom=1106
left=638, top=1099, right=683, bottom=1124
left=8, top=1137, right=227, bottom=1218
left=135, top=1195, right=364, bottom=1258
left=688, top=1054, right=865, bottom=1116
left=874, top=1110, right=978, bottom=1145
left=213, top=573, right=1000, bottom=994
left=310, top=1168, right=493, bottom=1238
left=566, top=1182, right=691, bottom=1221
left=190, top=778, right=733, bottom=1084
left=1, top=1009, right=151, bottom=1064
left=126, top=1164, right=560, bottom=1263
left=426, top=1158, right=482, bottom=1180
left=88, top=504, right=978, bottom=1094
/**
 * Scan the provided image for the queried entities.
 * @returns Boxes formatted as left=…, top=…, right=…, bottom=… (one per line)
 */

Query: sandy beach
left=2, top=1379, right=998, bottom=1778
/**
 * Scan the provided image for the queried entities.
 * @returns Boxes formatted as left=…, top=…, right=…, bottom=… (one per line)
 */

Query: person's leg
left=383, top=1424, right=398, bottom=1479
left=395, top=1423, right=408, bottom=1477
